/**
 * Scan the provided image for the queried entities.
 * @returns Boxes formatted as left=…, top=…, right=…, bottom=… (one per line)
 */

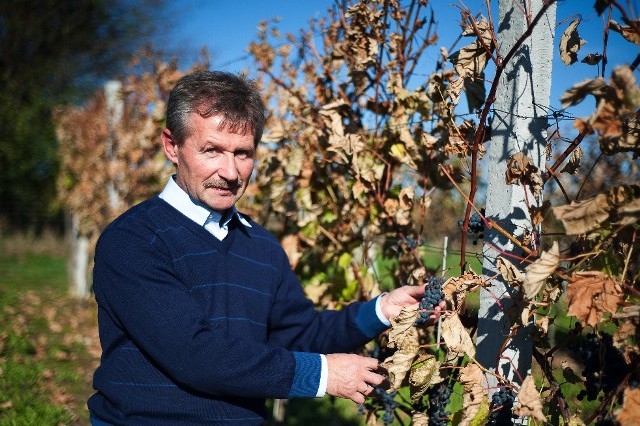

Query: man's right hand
left=325, top=353, right=386, bottom=404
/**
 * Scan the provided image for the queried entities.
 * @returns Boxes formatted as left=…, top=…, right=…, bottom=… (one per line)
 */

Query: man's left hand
left=379, top=285, right=445, bottom=322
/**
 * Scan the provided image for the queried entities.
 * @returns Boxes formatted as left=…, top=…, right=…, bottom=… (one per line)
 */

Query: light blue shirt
left=159, top=176, right=252, bottom=240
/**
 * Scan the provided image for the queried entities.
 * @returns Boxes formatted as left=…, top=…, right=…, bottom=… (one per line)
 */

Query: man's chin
left=206, top=197, right=238, bottom=212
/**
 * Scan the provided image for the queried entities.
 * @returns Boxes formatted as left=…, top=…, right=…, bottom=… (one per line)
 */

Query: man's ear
left=161, top=129, right=178, bottom=164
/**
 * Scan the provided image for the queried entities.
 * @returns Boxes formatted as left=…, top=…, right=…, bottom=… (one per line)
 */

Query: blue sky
left=164, top=1, right=638, bottom=119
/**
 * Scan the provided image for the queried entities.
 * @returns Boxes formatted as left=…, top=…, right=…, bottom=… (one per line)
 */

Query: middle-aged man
left=88, top=70, right=437, bottom=425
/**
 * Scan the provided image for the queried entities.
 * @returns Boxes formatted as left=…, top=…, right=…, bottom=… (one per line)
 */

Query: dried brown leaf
left=442, top=270, right=486, bottom=312
left=552, top=194, right=612, bottom=234
left=617, top=198, right=640, bottom=226
left=505, top=152, right=542, bottom=198
left=560, top=147, right=583, bottom=175
left=560, top=78, right=609, bottom=108
left=581, top=53, right=603, bottom=66
left=409, top=354, right=442, bottom=403
left=559, top=19, right=586, bottom=66
left=529, top=200, right=552, bottom=226
left=609, top=19, right=640, bottom=47
left=382, top=346, right=418, bottom=390
left=388, top=308, right=420, bottom=350
left=411, top=412, right=429, bottom=426
left=441, top=313, right=476, bottom=361
left=616, top=388, right=640, bottom=426
left=523, top=242, right=560, bottom=300
left=514, top=375, right=546, bottom=422
left=496, top=257, right=525, bottom=286
left=459, top=363, right=489, bottom=426
left=566, top=271, right=623, bottom=327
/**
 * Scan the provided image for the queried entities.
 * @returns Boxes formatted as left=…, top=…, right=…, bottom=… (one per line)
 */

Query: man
left=88, top=70, right=434, bottom=425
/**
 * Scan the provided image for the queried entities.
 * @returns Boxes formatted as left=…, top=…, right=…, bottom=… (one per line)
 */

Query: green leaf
left=338, top=252, right=352, bottom=270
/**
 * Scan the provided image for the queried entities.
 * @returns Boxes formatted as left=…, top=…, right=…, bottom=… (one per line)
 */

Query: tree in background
left=0, top=0, right=164, bottom=231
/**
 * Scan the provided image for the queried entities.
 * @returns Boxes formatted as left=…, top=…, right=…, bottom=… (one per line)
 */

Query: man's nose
left=217, top=153, right=239, bottom=181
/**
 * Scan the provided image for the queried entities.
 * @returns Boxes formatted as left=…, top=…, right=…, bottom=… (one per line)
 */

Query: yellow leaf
left=389, top=143, right=418, bottom=169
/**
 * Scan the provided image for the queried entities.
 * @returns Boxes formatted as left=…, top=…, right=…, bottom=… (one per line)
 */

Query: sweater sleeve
left=93, top=224, right=320, bottom=399
left=266, top=254, right=389, bottom=354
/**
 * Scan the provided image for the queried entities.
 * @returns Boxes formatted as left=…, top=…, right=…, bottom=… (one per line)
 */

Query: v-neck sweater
left=88, top=196, right=386, bottom=425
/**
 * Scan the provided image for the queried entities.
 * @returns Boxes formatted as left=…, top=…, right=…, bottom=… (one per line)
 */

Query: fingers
left=325, top=353, right=386, bottom=404
left=428, top=300, right=448, bottom=321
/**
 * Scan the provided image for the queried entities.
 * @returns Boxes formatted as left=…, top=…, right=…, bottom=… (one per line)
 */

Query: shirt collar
left=159, top=176, right=251, bottom=229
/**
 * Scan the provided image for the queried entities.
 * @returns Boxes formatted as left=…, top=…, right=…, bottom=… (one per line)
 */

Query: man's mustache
left=203, top=178, right=244, bottom=191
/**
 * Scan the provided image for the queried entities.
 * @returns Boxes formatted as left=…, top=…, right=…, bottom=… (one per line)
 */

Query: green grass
left=0, top=235, right=87, bottom=425
left=0, top=254, right=67, bottom=291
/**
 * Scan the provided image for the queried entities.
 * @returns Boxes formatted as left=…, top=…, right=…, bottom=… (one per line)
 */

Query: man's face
left=162, top=113, right=255, bottom=212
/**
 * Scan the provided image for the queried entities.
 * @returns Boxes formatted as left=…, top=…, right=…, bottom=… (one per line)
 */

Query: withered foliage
left=53, top=0, right=640, bottom=424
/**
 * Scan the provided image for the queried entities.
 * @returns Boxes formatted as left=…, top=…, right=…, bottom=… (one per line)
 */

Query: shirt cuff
left=317, top=354, right=328, bottom=397
left=375, top=292, right=391, bottom=326
left=354, top=294, right=390, bottom=339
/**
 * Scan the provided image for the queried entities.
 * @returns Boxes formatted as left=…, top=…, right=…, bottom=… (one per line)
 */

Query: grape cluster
left=573, top=332, right=628, bottom=401
left=427, top=382, right=453, bottom=426
left=457, top=210, right=485, bottom=245
left=487, top=387, right=516, bottom=425
left=392, top=236, right=424, bottom=257
left=375, top=387, right=397, bottom=425
left=415, top=276, right=444, bottom=325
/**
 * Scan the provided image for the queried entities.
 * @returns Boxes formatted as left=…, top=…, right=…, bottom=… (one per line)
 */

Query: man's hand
left=325, top=353, right=385, bottom=404
left=379, top=284, right=445, bottom=322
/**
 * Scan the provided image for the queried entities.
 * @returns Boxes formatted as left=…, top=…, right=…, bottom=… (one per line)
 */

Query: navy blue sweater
left=88, top=197, right=387, bottom=425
